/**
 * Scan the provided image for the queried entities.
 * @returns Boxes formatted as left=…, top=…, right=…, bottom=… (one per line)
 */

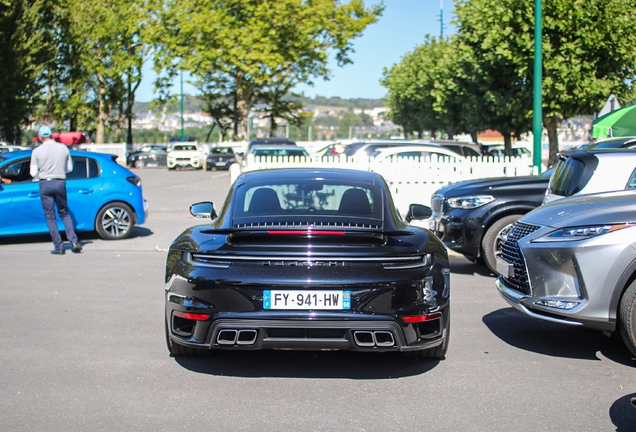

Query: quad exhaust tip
left=353, top=330, right=395, bottom=347
left=217, top=329, right=258, bottom=346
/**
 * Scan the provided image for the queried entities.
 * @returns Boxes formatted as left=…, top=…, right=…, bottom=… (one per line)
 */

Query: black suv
left=430, top=169, right=553, bottom=274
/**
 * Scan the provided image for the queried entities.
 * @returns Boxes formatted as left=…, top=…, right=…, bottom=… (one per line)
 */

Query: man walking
left=30, top=126, right=83, bottom=255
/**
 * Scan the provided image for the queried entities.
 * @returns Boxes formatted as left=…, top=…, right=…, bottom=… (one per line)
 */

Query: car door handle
left=28, top=192, right=40, bottom=198
left=78, top=189, right=94, bottom=194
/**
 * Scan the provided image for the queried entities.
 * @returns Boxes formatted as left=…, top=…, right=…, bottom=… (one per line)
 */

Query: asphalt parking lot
left=1, top=168, right=635, bottom=431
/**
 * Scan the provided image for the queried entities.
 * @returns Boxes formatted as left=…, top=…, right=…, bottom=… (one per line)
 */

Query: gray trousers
left=39, top=179, right=78, bottom=250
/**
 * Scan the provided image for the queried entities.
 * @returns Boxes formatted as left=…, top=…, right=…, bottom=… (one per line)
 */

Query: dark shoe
left=72, top=242, right=83, bottom=253
left=51, top=249, right=65, bottom=255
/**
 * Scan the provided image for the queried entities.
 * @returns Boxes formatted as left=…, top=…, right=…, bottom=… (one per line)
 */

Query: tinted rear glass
left=233, top=180, right=383, bottom=223
left=252, top=149, right=307, bottom=157
left=68, top=157, right=99, bottom=180
left=549, top=157, right=587, bottom=196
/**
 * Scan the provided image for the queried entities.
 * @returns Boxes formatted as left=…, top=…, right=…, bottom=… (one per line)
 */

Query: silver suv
left=496, top=190, right=636, bottom=356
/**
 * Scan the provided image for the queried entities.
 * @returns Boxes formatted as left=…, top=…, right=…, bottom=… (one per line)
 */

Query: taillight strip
left=267, top=230, right=346, bottom=235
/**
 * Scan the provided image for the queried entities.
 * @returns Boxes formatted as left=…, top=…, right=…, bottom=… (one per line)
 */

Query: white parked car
left=242, top=144, right=310, bottom=170
left=544, top=148, right=636, bottom=203
left=167, top=143, right=202, bottom=170
left=0, top=145, right=29, bottom=153
left=485, top=145, right=531, bottom=158
left=371, top=145, right=466, bottom=162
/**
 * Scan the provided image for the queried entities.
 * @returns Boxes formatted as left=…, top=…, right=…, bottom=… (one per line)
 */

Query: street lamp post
left=440, top=0, right=444, bottom=38
left=532, top=0, right=543, bottom=173
left=180, top=71, right=185, bottom=141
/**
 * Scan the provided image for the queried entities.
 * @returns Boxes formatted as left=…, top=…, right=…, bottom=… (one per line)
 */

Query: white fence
left=82, top=142, right=535, bottom=214
left=234, top=155, right=536, bottom=214
left=78, top=143, right=127, bottom=164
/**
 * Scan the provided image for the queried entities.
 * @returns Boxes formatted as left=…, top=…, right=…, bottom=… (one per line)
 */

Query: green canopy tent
left=592, top=104, right=636, bottom=139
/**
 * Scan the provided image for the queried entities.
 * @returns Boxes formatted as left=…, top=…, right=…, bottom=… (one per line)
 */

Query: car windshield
left=173, top=145, right=197, bottom=151
left=232, top=180, right=383, bottom=225
left=210, top=147, right=234, bottom=154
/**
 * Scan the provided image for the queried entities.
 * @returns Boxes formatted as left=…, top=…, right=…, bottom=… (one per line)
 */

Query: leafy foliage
left=0, top=0, right=55, bottom=143
left=148, top=0, right=383, bottom=139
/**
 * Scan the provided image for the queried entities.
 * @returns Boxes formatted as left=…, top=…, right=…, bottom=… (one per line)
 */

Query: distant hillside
left=133, top=94, right=383, bottom=115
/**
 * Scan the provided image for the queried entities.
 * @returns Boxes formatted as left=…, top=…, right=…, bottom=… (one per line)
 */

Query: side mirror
left=190, top=202, right=217, bottom=219
left=405, top=204, right=432, bottom=222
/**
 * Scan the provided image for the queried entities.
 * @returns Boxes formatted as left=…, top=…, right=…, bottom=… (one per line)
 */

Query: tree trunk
left=269, top=115, right=278, bottom=137
left=545, top=117, right=559, bottom=167
left=205, top=124, right=216, bottom=142
left=96, top=74, right=107, bottom=144
left=503, top=132, right=512, bottom=157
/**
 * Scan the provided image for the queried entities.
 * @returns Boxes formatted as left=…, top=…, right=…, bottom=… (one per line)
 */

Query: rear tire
left=95, top=202, right=135, bottom=240
left=481, top=214, right=522, bottom=275
left=619, top=280, right=636, bottom=357
left=165, top=318, right=209, bottom=356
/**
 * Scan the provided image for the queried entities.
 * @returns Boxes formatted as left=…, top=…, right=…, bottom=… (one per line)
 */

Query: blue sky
left=136, top=1, right=456, bottom=102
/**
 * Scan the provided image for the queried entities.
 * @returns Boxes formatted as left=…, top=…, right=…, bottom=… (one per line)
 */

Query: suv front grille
left=431, top=195, right=444, bottom=213
left=499, top=221, right=541, bottom=295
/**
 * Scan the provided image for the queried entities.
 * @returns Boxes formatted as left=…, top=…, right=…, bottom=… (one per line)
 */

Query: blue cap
left=38, top=126, right=52, bottom=137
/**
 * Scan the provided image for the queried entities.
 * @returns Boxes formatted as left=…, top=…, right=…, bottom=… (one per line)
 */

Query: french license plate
left=496, top=258, right=514, bottom=278
left=216, top=161, right=227, bottom=166
left=263, top=290, right=351, bottom=310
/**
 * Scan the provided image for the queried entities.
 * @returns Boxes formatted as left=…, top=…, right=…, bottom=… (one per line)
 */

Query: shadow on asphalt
left=0, top=226, right=153, bottom=245
left=174, top=349, right=440, bottom=379
left=483, top=308, right=636, bottom=366
left=0, top=233, right=52, bottom=245
left=448, top=256, right=494, bottom=277
left=609, top=393, right=636, bottom=431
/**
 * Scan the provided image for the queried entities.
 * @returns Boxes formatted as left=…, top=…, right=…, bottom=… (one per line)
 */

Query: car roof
left=373, top=145, right=464, bottom=157
left=562, top=148, right=636, bottom=158
left=241, top=168, right=379, bottom=184
left=250, top=144, right=307, bottom=151
left=587, top=136, right=636, bottom=149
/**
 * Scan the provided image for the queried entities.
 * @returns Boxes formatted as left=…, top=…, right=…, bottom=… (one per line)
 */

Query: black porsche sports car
left=164, top=168, right=450, bottom=358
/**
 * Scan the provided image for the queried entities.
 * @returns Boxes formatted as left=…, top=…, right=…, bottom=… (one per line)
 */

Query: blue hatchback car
left=0, top=150, right=148, bottom=240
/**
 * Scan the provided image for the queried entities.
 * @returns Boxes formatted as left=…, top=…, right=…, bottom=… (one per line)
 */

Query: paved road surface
left=1, top=168, right=635, bottom=431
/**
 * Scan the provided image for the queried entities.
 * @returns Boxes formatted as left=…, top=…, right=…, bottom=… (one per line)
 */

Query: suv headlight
left=446, top=195, right=495, bottom=209
left=533, top=223, right=636, bottom=242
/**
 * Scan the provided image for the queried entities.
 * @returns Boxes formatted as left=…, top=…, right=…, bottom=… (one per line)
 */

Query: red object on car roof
left=31, top=131, right=91, bottom=146
left=53, top=131, right=90, bottom=145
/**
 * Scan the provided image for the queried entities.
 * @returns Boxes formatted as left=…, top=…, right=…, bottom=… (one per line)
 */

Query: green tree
left=381, top=38, right=446, bottom=138
left=455, top=0, right=636, bottom=164
left=338, top=109, right=364, bottom=139
left=0, top=0, right=56, bottom=143
left=149, top=0, right=383, bottom=140
left=256, top=82, right=311, bottom=137
left=47, top=0, right=147, bottom=143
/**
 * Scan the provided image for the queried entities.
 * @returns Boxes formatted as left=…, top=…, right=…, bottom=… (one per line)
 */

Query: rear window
left=68, top=157, right=99, bottom=180
left=232, top=180, right=383, bottom=224
left=252, top=149, right=308, bottom=157
left=549, top=156, right=588, bottom=197
left=210, top=147, right=234, bottom=154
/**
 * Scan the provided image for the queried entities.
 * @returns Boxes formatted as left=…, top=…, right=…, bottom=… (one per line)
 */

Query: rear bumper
left=166, top=311, right=448, bottom=353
